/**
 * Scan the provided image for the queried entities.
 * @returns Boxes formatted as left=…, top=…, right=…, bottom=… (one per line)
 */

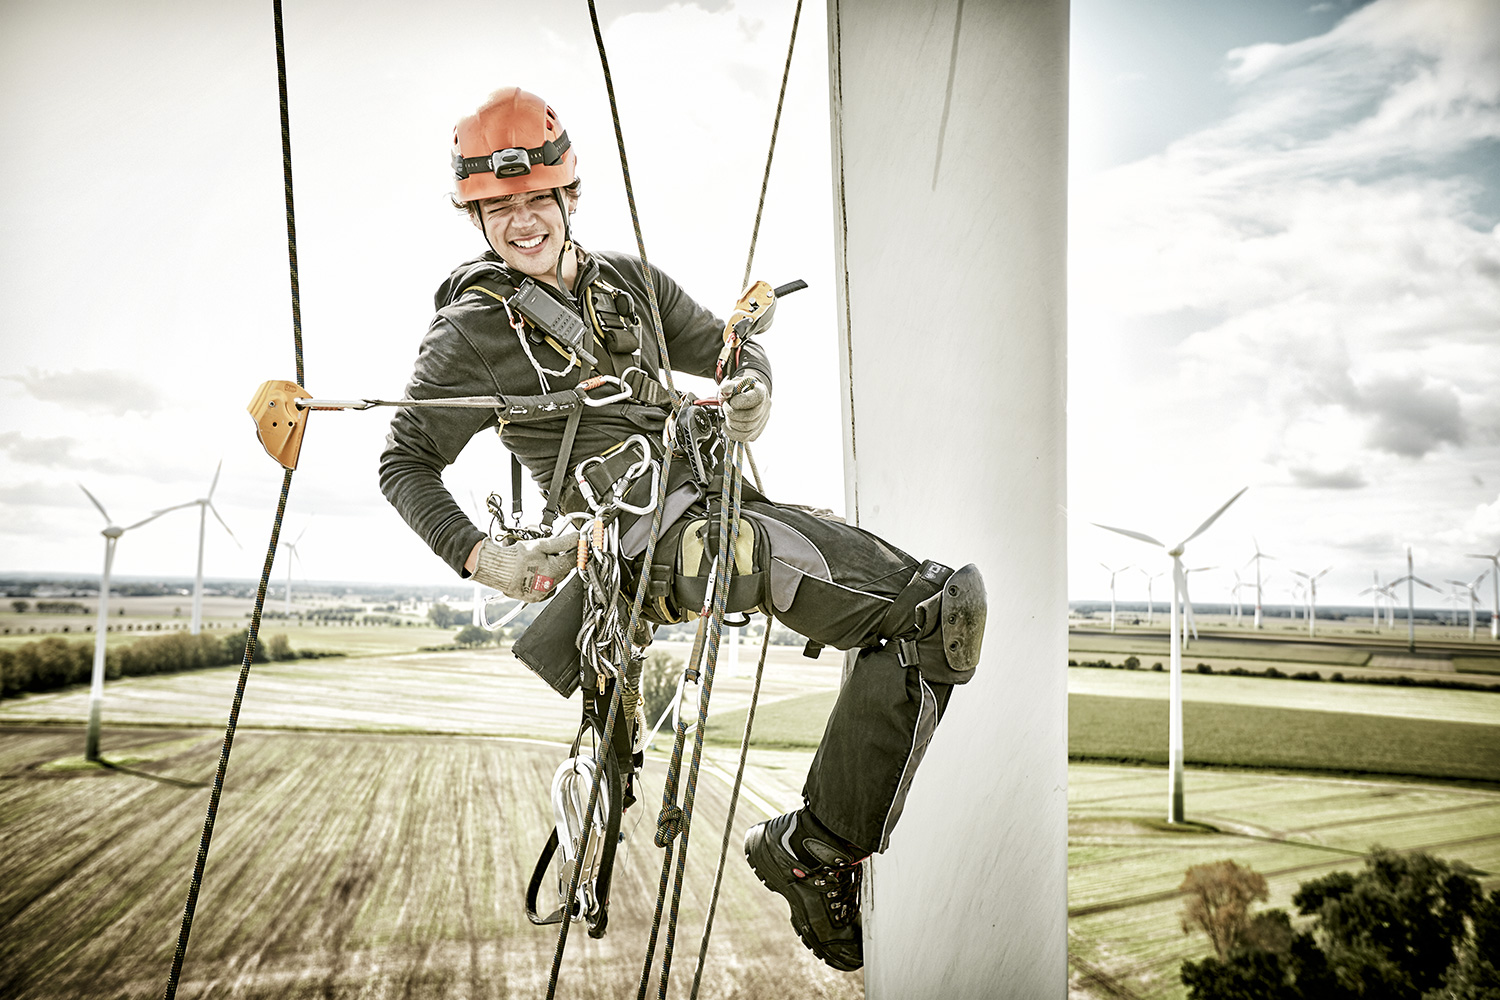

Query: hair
left=451, top=176, right=583, bottom=226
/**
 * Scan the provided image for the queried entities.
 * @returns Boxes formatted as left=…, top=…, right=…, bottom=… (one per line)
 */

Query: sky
left=2, top=0, right=1498, bottom=611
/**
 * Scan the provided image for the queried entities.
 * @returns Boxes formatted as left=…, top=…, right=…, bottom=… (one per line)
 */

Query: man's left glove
left=717, top=372, right=771, bottom=443
left=471, top=531, right=579, bottom=602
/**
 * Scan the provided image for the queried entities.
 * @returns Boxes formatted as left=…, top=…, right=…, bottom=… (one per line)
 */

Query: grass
left=1069, top=633, right=1375, bottom=667
left=1069, top=693, right=1500, bottom=782
left=705, top=689, right=837, bottom=749
left=1068, top=666, right=1500, bottom=724
left=1456, top=655, right=1500, bottom=675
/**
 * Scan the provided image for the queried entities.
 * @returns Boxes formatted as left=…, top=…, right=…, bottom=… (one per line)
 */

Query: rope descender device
left=714, top=278, right=807, bottom=380
left=247, top=379, right=311, bottom=470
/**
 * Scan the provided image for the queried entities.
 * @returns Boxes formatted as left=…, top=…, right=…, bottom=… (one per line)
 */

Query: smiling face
left=477, top=188, right=577, bottom=286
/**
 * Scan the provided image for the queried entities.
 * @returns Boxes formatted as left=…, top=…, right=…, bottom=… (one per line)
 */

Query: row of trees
left=0, top=630, right=300, bottom=699
left=1180, top=851, right=1497, bottom=999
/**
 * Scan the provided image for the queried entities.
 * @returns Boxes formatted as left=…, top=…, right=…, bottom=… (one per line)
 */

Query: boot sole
left=744, top=824, right=863, bottom=972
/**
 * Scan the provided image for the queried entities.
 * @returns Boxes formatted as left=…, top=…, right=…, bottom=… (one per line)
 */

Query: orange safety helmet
left=451, top=87, right=577, bottom=203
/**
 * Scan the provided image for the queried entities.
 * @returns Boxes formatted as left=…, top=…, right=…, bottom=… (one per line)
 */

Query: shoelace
left=805, top=863, right=861, bottom=927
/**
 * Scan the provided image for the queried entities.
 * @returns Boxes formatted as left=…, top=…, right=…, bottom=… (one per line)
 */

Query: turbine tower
left=1137, top=568, right=1164, bottom=627
left=281, top=523, right=309, bottom=617
left=1100, top=563, right=1131, bottom=633
left=1391, top=547, right=1442, bottom=653
left=153, top=461, right=238, bottom=634
left=79, top=485, right=169, bottom=761
left=1466, top=548, right=1500, bottom=640
left=1358, top=571, right=1384, bottom=628
left=1095, top=486, right=1247, bottom=824
left=1291, top=567, right=1331, bottom=638
left=1246, top=539, right=1274, bottom=629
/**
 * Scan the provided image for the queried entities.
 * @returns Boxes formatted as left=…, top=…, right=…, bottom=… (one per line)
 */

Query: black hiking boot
left=744, top=808, right=865, bottom=972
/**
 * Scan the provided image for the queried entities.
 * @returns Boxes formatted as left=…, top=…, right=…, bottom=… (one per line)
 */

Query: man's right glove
left=471, top=531, right=579, bottom=602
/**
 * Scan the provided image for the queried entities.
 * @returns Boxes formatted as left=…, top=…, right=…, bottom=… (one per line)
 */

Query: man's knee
left=878, top=561, right=988, bottom=686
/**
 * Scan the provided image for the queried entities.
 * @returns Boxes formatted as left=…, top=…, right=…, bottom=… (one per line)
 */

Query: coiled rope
left=162, top=2, right=302, bottom=996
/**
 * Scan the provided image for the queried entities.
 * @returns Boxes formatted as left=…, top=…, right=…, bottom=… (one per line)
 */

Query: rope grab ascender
left=164, top=1, right=806, bottom=998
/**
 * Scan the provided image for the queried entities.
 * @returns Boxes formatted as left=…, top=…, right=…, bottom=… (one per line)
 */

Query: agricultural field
left=0, top=638, right=852, bottom=1000
left=3, top=624, right=1497, bottom=999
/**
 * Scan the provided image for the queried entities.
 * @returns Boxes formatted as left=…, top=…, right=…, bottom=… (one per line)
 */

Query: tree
left=1182, top=859, right=1272, bottom=960
left=1295, top=848, right=1481, bottom=1000
left=10, top=600, right=29, bottom=613
left=454, top=624, right=488, bottom=647
left=639, top=651, right=684, bottom=729
left=1180, top=851, right=1490, bottom=1000
left=428, top=602, right=460, bottom=628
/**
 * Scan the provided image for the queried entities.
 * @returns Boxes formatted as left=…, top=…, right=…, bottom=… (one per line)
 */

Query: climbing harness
left=167, top=0, right=806, bottom=997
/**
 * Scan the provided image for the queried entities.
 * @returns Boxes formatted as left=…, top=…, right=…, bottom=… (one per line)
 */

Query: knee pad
left=878, top=561, right=987, bottom=685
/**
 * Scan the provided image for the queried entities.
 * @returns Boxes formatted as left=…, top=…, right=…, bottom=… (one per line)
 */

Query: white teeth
left=514, top=235, right=545, bottom=249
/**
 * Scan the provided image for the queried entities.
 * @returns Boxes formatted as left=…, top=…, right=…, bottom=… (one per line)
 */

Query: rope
left=162, top=4, right=302, bottom=995
left=651, top=446, right=747, bottom=1000
left=689, top=621, right=774, bottom=999
left=545, top=451, right=676, bottom=1000
left=742, top=0, right=804, bottom=292
left=585, top=0, right=678, bottom=401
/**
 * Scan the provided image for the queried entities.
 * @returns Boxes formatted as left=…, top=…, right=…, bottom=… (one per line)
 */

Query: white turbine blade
left=1178, top=487, right=1248, bottom=548
left=294, top=524, right=310, bottom=546
left=1412, top=577, right=1443, bottom=594
left=1094, top=523, right=1164, bottom=548
left=79, top=484, right=111, bottom=523
left=1292, top=570, right=1310, bottom=581
left=1314, top=567, right=1331, bottom=580
left=124, top=508, right=171, bottom=531
left=152, top=500, right=199, bottom=516
left=208, top=502, right=241, bottom=547
left=208, top=459, right=223, bottom=500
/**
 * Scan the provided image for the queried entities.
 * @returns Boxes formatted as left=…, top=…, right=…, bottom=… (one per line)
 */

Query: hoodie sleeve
left=378, top=314, right=495, bottom=576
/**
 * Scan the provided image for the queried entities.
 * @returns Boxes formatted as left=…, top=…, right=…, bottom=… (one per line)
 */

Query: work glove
left=716, top=372, right=771, bottom=443
left=471, top=530, right=579, bottom=602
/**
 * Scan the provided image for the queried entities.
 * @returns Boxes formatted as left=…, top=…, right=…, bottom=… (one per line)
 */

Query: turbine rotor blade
left=208, top=459, right=223, bottom=500
left=208, top=502, right=240, bottom=547
left=1178, top=487, right=1248, bottom=548
left=124, top=509, right=170, bottom=531
left=1094, top=523, right=1165, bottom=548
left=79, top=484, right=111, bottom=523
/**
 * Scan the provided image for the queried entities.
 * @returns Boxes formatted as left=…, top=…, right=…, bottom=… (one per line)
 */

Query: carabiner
left=577, top=375, right=632, bottom=407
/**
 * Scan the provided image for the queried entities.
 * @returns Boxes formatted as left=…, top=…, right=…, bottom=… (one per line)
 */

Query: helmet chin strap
left=552, top=187, right=576, bottom=303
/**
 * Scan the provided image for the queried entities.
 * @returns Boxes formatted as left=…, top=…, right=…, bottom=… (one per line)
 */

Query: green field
left=5, top=625, right=1499, bottom=999
left=1070, top=693, right=1500, bottom=781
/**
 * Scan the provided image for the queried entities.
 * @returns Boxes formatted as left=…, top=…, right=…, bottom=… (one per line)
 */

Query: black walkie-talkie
left=509, top=278, right=598, bottom=367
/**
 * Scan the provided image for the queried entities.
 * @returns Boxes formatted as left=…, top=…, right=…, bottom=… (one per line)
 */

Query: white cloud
left=4, top=368, right=161, bottom=416
left=1070, top=0, right=1500, bottom=602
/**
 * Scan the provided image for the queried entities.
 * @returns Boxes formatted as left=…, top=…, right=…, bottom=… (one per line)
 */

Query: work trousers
left=670, top=497, right=957, bottom=856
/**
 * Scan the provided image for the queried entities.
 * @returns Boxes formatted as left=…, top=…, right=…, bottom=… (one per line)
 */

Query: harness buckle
left=574, top=434, right=658, bottom=515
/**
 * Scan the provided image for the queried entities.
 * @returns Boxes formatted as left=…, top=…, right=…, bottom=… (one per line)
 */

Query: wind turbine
left=1446, top=571, right=1489, bottom=641
left=1291, top=567, right=1331, bottom=637
left=1246, top=539, right=1274, bottom=629
left=1100, top=563, right=1132, bottom=632
left=1229, top=570, right=1246, bottom=624
left=1094, top=486, right=1247, bottom=824
left=1137, top=568, right=1165, bottom=627
left=281, top=523, right=310, bottom=617
left=152, top=461, right=238, bottom=635
left=1466, top=548, right=1500, bottom=640
left=79, top=485, right=170, bottom=761
left=1391, top=547, right=1442, bottom=653
left=1358, top=571, right=1385, bottom=628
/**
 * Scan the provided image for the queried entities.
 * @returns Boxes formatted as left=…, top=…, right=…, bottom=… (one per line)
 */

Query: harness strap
left=543, top=405, right=584, bottom=528
left=877, top=559, right=954, bottom=667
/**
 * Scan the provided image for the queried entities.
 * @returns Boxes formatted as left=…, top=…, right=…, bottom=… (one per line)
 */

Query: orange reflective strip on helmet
left=452, top=86, right=578, bottom=203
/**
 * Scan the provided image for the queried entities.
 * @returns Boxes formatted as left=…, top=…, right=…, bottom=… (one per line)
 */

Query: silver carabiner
left=578, top=375, right=632, bottom=407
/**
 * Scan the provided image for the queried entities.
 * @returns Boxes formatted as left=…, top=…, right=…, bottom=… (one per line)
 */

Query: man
left=379, top=86, right=986, bottom=973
